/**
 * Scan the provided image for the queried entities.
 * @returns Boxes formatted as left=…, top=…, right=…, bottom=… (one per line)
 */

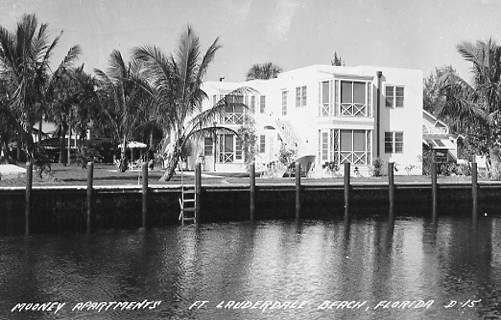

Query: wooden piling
left=25, top=162, right=32, bottom=236
left=249, top=163, right=255, bottom=221
left=142, top=163, right=148, bottom=229
left=472, top=162, right=478, bottom=223
left=431, top=162, right=437, bottom=219
left=86, top=161, right=94, bottom=233
left=344, top=162, right=350, bottom=216
left=295, top=162, right=301, bottom=219
left=195, top=163, right=202, bottom=223
left=388, top=162, right=395, bottom=218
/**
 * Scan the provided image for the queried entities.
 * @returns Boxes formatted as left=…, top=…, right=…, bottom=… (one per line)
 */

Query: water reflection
left=0, top=215, right=500, bottom=319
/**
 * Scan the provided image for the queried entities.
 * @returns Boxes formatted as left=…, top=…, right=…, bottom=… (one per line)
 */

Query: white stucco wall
left=194, top=64, right=423, bottom=175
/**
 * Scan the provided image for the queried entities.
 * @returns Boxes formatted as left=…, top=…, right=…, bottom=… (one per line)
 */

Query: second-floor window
left=385, top=131, right=403, bottom=153
left=259, top=135, right=266, bottom=153
left=386, top=86, right=404, bottom=108
left=281, top=90, right=288, bottom=116
left=224, top=95, right=244, bottom=124
left=341, top=81, right=367, bottom=117
left=250, top=96, right=256, bottom=113
left=296, top=86, right=307, bottom=107
left=260, top=96, right=266, bottom=114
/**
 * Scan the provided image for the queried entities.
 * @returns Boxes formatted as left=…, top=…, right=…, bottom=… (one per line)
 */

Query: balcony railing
left=223, top=112, right=244, bottom=124
left=340, top=103, right=367, bottom=117
left=219, top=152, right=234, bottom=163
left=340, top=151, right=368, bottom=165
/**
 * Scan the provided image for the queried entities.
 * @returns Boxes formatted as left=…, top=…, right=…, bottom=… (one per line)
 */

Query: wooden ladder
left=179, top=186, right=197, bottom=224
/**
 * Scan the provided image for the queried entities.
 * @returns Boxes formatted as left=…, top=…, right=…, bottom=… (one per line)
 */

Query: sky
left=1, top=0, right=501, bottom=82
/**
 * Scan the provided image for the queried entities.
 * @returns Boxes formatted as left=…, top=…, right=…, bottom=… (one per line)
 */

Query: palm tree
left=0, top=13, right=80, bottom=161
left=94, top=50, right=153, bottom=172
left=246, top=62, right=282, bottom=80
left=134, top=26, right=249, bottom=181
left=47, top=64, right=95, bottom=164
left=439, top=39, right=501, bottom=177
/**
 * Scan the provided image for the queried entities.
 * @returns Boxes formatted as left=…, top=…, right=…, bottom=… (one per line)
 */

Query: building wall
left=193, top=65, right=423, bottom=175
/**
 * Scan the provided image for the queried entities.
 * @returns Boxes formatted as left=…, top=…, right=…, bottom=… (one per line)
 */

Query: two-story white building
left=188, top=64, right=423, bottom=175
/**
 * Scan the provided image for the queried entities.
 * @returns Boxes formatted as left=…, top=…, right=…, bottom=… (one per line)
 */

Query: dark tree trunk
left=489, top=147, right=501, bottom=180
left=59, top=125, right=67, bottom=164
left=119, top=134, right=128, bottom=172
left=159, top=147, right=181, bottom=182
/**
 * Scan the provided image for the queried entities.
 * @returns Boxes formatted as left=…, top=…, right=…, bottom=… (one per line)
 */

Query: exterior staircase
left=274, top=118, right=300, bottom=152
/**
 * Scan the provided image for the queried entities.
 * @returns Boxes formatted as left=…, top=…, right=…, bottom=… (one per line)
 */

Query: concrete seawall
left=1, top=182, right=500, bottom=234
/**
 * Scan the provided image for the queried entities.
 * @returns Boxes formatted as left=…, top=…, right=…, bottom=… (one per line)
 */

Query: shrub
left=372, top=158, right=384, bottom=176
left=321, top=161, right=338, bottom=176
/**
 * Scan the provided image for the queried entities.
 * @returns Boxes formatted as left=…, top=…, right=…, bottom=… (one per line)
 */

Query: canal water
left=0, top=216, right=500, bottom=319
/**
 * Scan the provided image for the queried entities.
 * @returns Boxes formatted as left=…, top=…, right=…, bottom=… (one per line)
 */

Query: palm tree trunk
left=67, top=124, right=71, bottom=166
left=159, top=146, right=181, bottom=182
left=38, top=117, right=42, bottom=143
left=59, top=125, right=67, bottom=164
left=119, top=134, right=127, bottom=172
left=489, top=147, right=501, bottom=180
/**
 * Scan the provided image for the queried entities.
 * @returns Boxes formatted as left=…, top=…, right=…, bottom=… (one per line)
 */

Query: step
left=182, top=217, right=196, bottom=222
left=182, top=207, right=196, bottom=212
left=182, top=190, right=196, bottom=194
left=181, top=198, right=195, bottom=203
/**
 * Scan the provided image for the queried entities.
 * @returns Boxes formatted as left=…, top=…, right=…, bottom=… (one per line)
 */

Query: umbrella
left=117, top=141, right=147, bottom=149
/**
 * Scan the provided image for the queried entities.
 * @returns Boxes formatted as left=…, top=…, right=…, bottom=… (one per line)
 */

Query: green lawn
left=0, top=163, right=485, bottom=188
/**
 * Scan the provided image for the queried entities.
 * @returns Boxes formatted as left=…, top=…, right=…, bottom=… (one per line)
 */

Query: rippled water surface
left=0, top=216, right=500, bottom=319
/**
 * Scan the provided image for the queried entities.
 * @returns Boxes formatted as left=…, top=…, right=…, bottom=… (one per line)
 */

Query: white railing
left=223, top=113, right=244, bottom=124
left=340, top=151, right=368, bottom=165
left=340, top=103, right=367, bottom=117
left=275, top=118, right=299, bottom=150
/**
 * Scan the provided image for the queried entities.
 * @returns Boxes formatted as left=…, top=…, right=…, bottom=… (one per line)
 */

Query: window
left=321, top=131, right=329, bottom=161
left=296, top=86, right=307, bottom=107
left=259, top=135, right=266, bottom=153
left=223, top=95, right=244, bottom=124
left=281, top=90, right=288, bottom=116
left=235, top=137, right=242, bottom=160
left=322, top=129, right=372, bottom=165
left=320, top=81, right=331, bottom=117
left=385, top=86, right=404, bottom=108
left=385, top=131, right=403, bottom=153
left=204, top=137, right=213, bottom=156
left=250, top=96, right=256, bottom=113
left=219, top=134, right=234, bottom=163
left=260, top=96, right=266, bottom=114
left=340, top=81, right=367, bottom=116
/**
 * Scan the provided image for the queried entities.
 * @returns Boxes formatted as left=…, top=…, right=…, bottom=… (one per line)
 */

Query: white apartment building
left=189, top=64, right=423, bottom=175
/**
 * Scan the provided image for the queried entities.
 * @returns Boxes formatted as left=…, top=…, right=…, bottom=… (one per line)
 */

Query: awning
left=423, top=138, right=456, bottom=150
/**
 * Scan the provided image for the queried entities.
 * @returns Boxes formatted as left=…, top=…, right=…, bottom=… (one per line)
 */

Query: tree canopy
left=246, top=62, right=282, bottom=80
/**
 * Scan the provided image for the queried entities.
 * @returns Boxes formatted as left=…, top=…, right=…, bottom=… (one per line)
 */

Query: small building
left=422, top=110, right=459, bottom=162
left=187, top=64, right=423, bottom=175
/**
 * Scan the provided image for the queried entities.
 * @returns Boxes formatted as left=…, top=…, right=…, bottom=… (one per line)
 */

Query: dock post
left=388, top=162, right=395, bottom=219
left=295, top=162, right=301, bottom=219
left=86, top=161, right=94, bottom=233
left=142, top=163, right=148, bottom=229
left=195, top=163, right=202, bottom=223
left=344, top=162, right=350, bottom=217
left=25, top=162, right=32, bottom=236
left=249, top=162, right=255, bottom=221
left=431, top=162, right=438, bottom=219
left=472, top=161, right=478, bottom=224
